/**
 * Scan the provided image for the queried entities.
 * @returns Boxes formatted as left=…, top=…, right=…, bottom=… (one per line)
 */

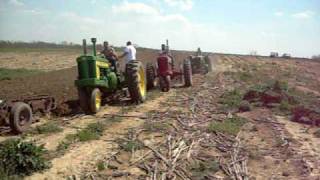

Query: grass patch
left=96, top=161, right=106, bottom=171
left=250, top=80, right=289, bottom=93
left=219, top=89, right=243, bottom=109
left=57, top=122, right=105, bottom=153
left=239, top=71, right=253, bottom=81
left=189, top=160, right=220, bottom=179
left=0, top=139, right=50, bottom=177
left=117, top=139, right=143, bottom=152
left=208, top=117, right=247, bottom=136
left=34, top=122, right=63, bottom=134
left=77, top=122, right=104, bottom=142
left=277, top=100, right=293, bottom=115
left=143, top=121, right=171, bottom=132
left=314, top=129, right=320, bottom=138
left=0, top=68, right=42, bottom=81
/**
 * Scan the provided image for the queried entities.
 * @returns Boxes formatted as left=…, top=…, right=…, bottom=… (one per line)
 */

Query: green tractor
left=75, top=38, right=146, bottom=114
left=189, top=48, right=212, bottom=74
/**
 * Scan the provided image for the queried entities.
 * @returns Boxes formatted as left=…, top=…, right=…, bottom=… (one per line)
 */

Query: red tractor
left=146, top=40, right=192, bottom=92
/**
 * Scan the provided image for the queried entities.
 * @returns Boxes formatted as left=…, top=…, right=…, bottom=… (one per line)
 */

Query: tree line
left=0, top=40, right=81, bottom=49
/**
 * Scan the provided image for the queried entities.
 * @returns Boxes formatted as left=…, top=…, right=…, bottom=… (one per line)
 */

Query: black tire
left=89, top=88, right=102, bottom=114
left=205, top=55, right=213, bottom=72
left=183, top=59, right=192, bottom=87
left=9, top=102, right=32, bottom=134
left=146, top=63, right=156, bottom=90
left=78, top=88, right=90, bottom=114
left=126, top=60, right=147, bottom=104
left=159, top=75, right=171, bottom=92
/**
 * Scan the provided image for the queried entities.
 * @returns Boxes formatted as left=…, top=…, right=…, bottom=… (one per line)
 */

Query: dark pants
left=107, top=56, right=118, bottom=73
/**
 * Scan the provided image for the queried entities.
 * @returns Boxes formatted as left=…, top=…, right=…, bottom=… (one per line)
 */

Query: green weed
left=219, top=89, right=243, bottom=109
left=190, top=160, right=220, bottom=179
left=143, top=122, right=171, bottom=132
left=96, top=161, right=106, bottom=171
left=34, top=122, right=62, bottom=134
left=0, top=139, right=50, bottom=177
left=117, top=139, right=143, bottom=152
left=208, top=117, right=247, bottom=136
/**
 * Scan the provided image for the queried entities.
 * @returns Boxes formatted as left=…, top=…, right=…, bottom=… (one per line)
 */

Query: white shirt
left=124, top=45, right=136, bottom=63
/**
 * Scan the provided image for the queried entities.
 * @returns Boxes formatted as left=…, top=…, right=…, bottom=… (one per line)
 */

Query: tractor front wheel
left=126, top=61, right=147, bottom=104
left=183, top=59, right=192, bottom=87
left=89, top=88, right=102, bottom=114
left=10, top=102, right=33, bottom=134
left=78, top=88, right=90, bottom=114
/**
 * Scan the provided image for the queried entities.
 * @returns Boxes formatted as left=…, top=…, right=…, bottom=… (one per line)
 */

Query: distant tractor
left=146, top=40, right=192, bottom=92
left=282, top=53, right=291, bottom=59
left=75, top=38, right=146, bottom=114
left=270, top=52, right=279, bottom=58
left=188, top=48, right=212, bottom=74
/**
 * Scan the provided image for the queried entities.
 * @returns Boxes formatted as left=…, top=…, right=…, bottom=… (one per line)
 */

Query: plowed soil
left=0, top=48, right=193, bottom=103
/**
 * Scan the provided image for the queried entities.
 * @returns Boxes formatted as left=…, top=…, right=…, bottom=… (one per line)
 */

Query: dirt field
left=0, top=49, right=319, bottom=179
left=0, top=48, right=192, bottom=102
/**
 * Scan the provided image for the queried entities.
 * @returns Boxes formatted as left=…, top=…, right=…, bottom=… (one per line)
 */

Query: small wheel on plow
left=10, top=102, right=33, bottom=134
left=183, top=59, right=192, bottom=87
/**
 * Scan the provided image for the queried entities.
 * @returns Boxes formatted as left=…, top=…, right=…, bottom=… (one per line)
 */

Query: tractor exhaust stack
left=91, top=38, right=97, bottom=56
left=166, top=39, right=169, bottom=53
left=82, top=39, right=87, bottom=55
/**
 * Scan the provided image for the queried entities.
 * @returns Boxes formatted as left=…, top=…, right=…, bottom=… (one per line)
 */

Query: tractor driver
left=159, top=43, right=173, bottom=66
left=101, top=41, right=118, bottom=73
left=196, top=47, right=202, bottom=56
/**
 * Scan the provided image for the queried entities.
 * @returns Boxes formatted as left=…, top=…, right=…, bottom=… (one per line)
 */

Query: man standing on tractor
left=196, top=47, right=202, bottom=56
left=101, top=41, right=118, bottom=73
left=119, top=41, right=136, bottom=66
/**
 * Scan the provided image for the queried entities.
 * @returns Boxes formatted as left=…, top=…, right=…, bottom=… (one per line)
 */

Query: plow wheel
left=160, top=75, right=171, bottom=92
left=89, top=88, right=102, bottom=114
left=126, top=60, right=147, bottom=104
left=183, top=59, right=192, bottom=87
left=10, top=102, right=33, bottom=134
left=146, top=63, right=156, bottom=90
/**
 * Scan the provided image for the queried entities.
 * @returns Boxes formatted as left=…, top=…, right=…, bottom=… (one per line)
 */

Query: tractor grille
left=88, top=60, right=96, bottom=78
left=77, top=58, right=97, bottom=79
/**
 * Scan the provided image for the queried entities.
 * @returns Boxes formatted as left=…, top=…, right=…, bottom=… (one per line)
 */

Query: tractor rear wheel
left=146, top=63, right=156, bottom=90
left=126, top=61, right=147, bottom=104
left=89, top=88, right=102, bottom=114
left=10, top=102, right=32, bottom=134
left=78, top=88, right=90, bottom=114
left=183, top=59, right=192, bottom=87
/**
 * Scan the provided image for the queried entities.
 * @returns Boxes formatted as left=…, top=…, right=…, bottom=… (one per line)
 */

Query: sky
left=0, top=0, right=319, bottom=57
